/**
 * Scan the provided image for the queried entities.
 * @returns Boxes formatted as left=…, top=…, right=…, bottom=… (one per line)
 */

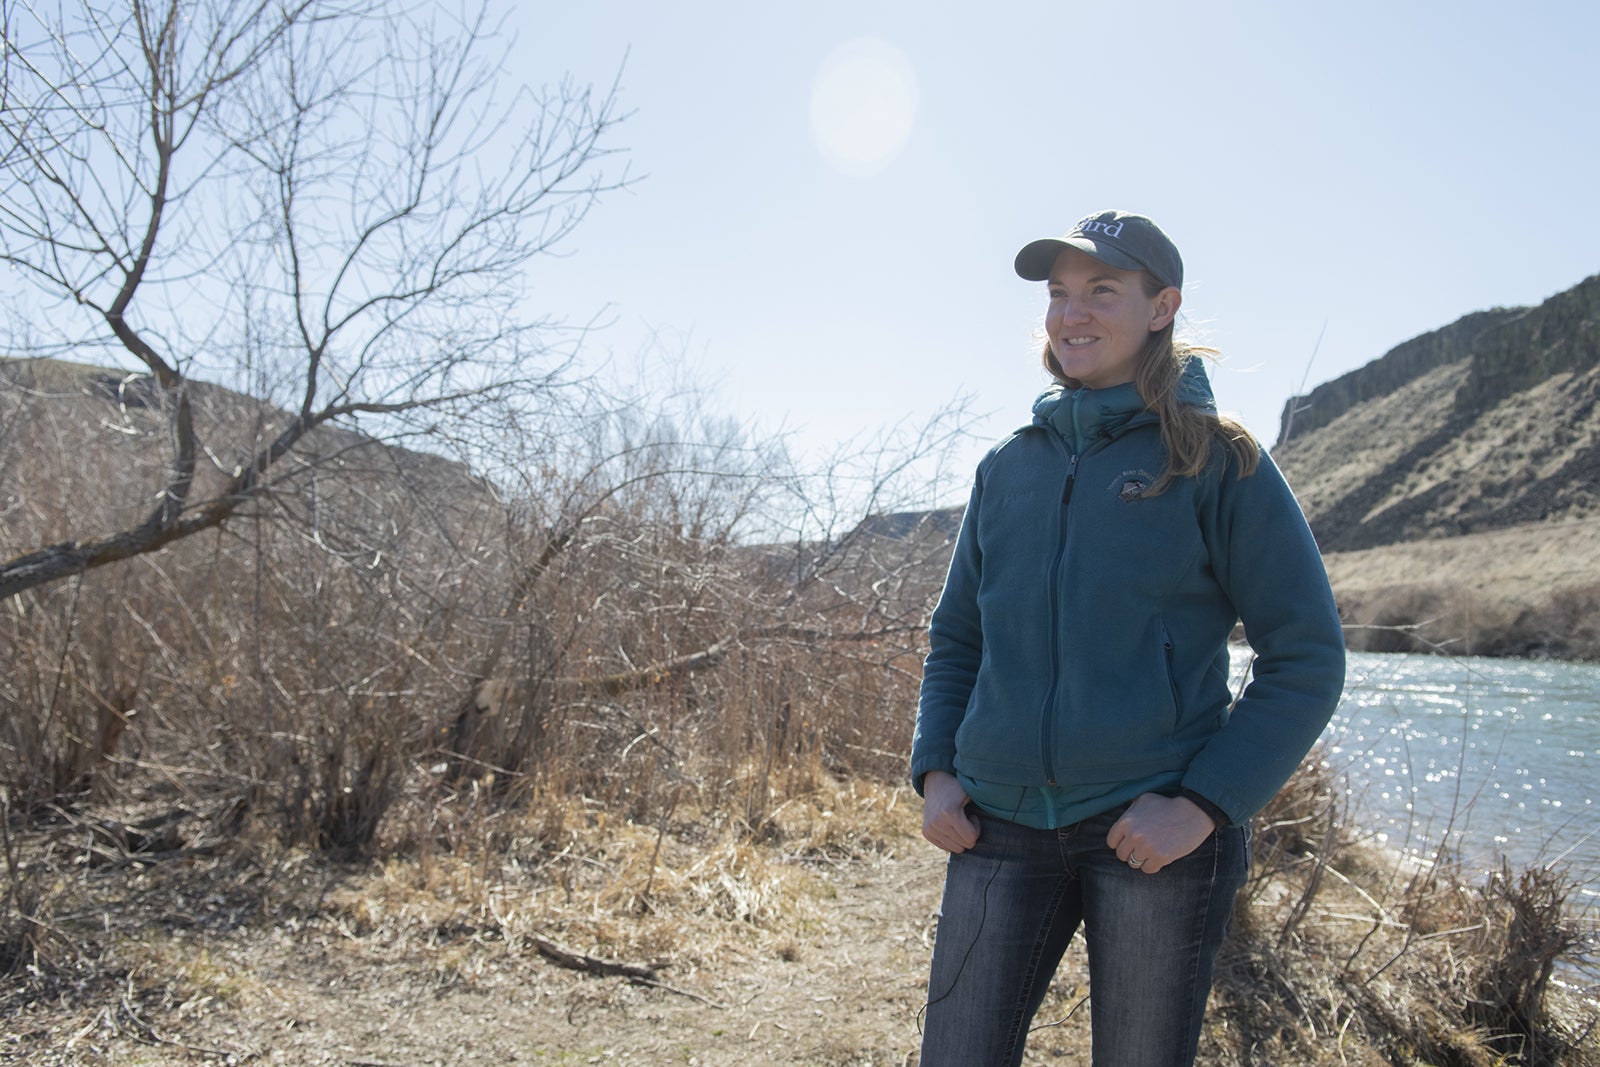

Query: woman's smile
left=1044, top=247, right=1179, bottom=389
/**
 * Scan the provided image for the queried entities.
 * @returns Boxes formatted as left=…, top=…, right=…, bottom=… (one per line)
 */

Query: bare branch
left=0, top=0, right=628, bottom=597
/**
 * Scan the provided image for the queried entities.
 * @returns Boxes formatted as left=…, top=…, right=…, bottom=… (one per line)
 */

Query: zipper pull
left=1062, top=452, right=1079, bottom=505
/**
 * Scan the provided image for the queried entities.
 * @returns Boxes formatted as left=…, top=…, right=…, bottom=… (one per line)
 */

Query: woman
left=912, top=210, right=1345, bottom=1067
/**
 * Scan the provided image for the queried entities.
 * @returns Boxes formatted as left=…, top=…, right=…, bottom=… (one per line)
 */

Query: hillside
left=1274, top=274, right=1600, bottom=552
left=0, top=355, right=489, bottom=530
left=1272, top=272, right=1600, bottom=656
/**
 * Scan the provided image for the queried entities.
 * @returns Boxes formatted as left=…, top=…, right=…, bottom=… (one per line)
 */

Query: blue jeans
left=919, top=803, right=1247, bottom=1067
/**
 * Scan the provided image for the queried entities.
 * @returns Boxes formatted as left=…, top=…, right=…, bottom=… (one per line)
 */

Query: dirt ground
left=3, top=855, right=938, bottom=1065
left=6, top=779, right=1595, bottom=1067
left=3, top=792, right=1108, bottom=1066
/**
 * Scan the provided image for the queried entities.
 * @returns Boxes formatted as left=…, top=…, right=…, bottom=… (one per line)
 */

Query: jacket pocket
left=1162, top=625, right=1183, bottom=730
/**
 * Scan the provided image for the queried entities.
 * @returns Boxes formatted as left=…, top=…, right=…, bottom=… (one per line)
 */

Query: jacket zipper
left=1040, top=388, right=1087, bottom=788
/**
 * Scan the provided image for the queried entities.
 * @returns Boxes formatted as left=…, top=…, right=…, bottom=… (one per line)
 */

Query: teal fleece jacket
left=911, top=362, right=1345, bottom=827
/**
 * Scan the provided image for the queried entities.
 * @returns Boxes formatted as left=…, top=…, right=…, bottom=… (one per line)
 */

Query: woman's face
left=1045, top=247, right=1181, bottom=390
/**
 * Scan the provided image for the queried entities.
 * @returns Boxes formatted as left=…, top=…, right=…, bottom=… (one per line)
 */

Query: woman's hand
left=921, top=771, right=980, bottom=853
left=1106, top=793, right=1218, bottom=874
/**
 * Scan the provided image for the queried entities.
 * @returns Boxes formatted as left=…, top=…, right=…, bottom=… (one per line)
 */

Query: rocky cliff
left=1274, top=308, right=1520, bottom=445
left=1273, top=273, right=1600, bottom=553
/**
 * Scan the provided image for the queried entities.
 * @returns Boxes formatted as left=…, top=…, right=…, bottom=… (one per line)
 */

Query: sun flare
left=809, top=38, right=918, bottom=177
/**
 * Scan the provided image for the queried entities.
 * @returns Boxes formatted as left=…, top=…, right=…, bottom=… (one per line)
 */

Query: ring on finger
left=1128, top=857, right=1143, bottom=869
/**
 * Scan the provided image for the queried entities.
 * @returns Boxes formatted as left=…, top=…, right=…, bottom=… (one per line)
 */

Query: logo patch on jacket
left=1109, top=469, right=1156, bottom=502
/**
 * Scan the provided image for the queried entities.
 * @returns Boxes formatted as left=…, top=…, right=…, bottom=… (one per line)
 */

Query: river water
left=1234, top=649, right=1600, bottom=908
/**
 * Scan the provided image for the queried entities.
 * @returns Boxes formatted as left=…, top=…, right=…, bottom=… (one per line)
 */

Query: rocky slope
left=1271, top=272, right=1600, bottom=656
left=1274, top=273, right=1600, bottom=553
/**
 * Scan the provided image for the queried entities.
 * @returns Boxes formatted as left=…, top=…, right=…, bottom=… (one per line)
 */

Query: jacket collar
left=1029, top=357, right=1217, bottom=452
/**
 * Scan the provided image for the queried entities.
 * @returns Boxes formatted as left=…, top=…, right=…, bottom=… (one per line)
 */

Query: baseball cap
left=1013, top=210, right=1183, bottom=291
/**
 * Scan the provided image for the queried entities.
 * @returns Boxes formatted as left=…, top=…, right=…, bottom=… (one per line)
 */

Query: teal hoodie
left=911, top=361, right=1345, bottom=828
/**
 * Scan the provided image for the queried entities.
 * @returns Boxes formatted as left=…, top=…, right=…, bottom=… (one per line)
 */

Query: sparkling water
left=1235, top=649, right=1600, bottom=906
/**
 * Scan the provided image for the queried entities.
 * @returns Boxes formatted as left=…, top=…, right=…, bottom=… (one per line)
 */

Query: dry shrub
left=1339, top=579, right=1600, bottom=660
left=0, top=575, right=146, bottom=814
left=420, top=490, right=932, bottom=853
left=1341, top=583, right=1523, bottom=656
left=1512, top=582, right=1600, bottom=660
left=1215, top=750, right=1598, bottom=1067
left=1464, top=862, right=1592, bottom=1062
left=0, top=806, right=51, bottom=976
left=1339, top=856, right=1597, bottom=1066
left=1234, top=751, right=1346, bottom=943
left=3, top=353, right=941, bottom=872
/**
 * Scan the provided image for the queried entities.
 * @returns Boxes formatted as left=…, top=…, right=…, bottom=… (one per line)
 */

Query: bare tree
left=433, top=377, right=976, bottom=826
left=0, top=0, right=627, bottom=598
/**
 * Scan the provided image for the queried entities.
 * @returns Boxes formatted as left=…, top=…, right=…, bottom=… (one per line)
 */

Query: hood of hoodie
left=1030, top=357, right=1218, bottom=453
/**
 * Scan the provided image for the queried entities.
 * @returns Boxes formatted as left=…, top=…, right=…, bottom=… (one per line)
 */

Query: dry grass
left=2, top=765, right=1595, bottom=1065
left=1212, top=758, right=1599, bottom=1067
left=1324, top=519, right=1600, bottom=658
left=0, top=777, right=938, bottom=1065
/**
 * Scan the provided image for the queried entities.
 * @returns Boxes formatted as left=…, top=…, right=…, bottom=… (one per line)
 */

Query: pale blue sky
left=510, top=2, right=1600, bottom=504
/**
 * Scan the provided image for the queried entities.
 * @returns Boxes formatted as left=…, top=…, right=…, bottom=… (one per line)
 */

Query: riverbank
left=1322, top=651, right=1600, bottom=902
left=4, top=768, right=1596, bottom=1065
left=1323, top=519, right=1600, bottom=660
